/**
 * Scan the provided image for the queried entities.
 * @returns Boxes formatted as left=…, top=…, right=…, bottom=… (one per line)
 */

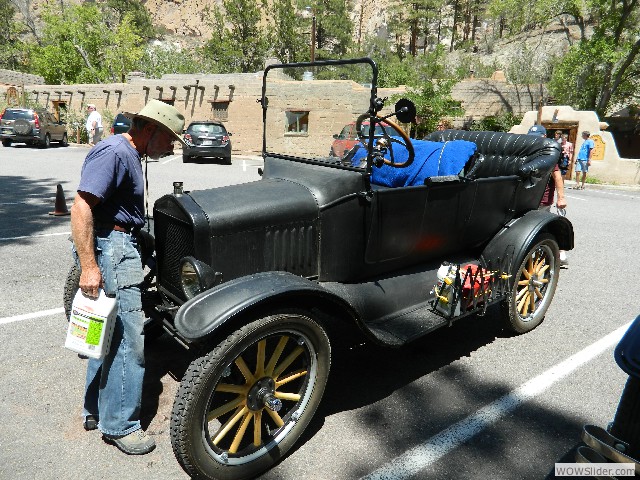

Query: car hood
left=188, top=178, right=319, bottom=237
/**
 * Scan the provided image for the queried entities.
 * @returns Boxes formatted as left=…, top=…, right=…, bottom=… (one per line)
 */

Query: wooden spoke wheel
left=502, top=234, right=560, bottom=334
left=170, top=313, right=330, bottom=480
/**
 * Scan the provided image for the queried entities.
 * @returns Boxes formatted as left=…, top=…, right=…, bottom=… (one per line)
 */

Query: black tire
left=501, top=233, right=560, bottom=333
left=13, top=119, right=32, bottom=135
left=2, top=139, right=11, bottom=147
left=60, top=132, right=68, bottom=147
left=41, top=133, right=51, bottom=149
left=223, top=156, right=232, bottom=165
left=170, top=313, right=331, bottom=480
left=63, top=264, right=81, bottom=320
left=183, top=154, right=191, bottom=163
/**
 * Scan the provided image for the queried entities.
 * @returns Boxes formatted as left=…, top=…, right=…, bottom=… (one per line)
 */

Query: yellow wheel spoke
left=275, top=368, right=308, bottom=387
left=216, top=383, right=248, bottom=394
left=518, top=279, right=529, bottom=286
left=207, top=395, right=245, bottom=422
left=516, top=287, right=528, bottom=302
left=535, top=287, right=544, bottom=299
left=273, top=346, right=304, bottom=380
left=265, top=336, right=289, bottom=376
left=229, top=411, right=253, bottom=454
left=537, top=264, right=550, bottom=275
left=235, top=355, right=255, bottom=383
left=521, top=268, right=531, bottom=280
left=255, top=339, right=266, bottom=378
left=213, top=406, right=248, bottom=445
left=529, top=291, right=535, bottom=313
left=275, top=391, right=301, bottom=402
left=518, top=292, right=530, bottom=314
left=253, top=410, right=262, bottom=446
left=266, top=408, right=285, bottom=428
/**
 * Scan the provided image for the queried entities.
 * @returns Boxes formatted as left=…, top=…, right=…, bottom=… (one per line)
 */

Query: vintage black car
left=65, top=58, right=573, bottom=480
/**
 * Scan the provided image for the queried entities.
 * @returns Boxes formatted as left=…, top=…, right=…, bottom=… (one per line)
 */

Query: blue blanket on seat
left=351, top=138, right=477, bottom=187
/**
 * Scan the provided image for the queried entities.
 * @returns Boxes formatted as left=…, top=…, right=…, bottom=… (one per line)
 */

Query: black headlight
left=179, top=256, right=222, bottom=299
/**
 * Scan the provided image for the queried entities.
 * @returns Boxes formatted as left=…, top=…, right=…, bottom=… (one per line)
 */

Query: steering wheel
left=355, top=113, right=415, bottom=168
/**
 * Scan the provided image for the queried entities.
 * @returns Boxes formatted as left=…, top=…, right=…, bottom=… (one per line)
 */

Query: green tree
left=0, top=0, right=26, bottom=70
left=103, top=13, right=144, bottom=82
left=104, top=0, right=155, bottom=40
left=138, top=44, right=211, bottom=79
left=308, top=0, right=353, bottom=58
left=548, top=0, right=640, bottom=115
left=270, top=0, right=308, bottom=63
left=204, top=0, right=270, bottom=73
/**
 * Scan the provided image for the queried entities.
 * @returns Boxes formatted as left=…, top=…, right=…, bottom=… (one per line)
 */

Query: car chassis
left=65, top=57, right=573, bottom=480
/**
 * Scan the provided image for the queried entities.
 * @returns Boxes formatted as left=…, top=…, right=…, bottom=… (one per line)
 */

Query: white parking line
left=0, top=231, right=70, bottom=241
left=361, top=322, right=631, bottom=480
left=0, top=307, right=65, bottom=325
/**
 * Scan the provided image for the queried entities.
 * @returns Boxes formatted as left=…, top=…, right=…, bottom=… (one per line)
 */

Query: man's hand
left=556, top=196, right=567, bottom=209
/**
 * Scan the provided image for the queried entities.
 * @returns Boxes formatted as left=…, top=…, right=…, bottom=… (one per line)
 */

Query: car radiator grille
left=155, top=213, right=195, bottom=300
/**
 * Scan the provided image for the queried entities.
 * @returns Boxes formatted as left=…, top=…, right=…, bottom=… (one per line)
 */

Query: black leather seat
left=425, top=130, right=561, bottom=180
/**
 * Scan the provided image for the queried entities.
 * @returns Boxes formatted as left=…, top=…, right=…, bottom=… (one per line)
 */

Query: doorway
left=543, top=123, right=578, bottom=180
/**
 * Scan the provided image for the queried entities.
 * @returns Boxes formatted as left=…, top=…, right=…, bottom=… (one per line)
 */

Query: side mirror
left=333, top=134, right=339, bottom=139
left=228, top=132, right=233, bottom=136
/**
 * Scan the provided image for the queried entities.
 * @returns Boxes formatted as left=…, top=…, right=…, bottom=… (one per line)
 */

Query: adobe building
left=510, top=105, right=639, bottom=185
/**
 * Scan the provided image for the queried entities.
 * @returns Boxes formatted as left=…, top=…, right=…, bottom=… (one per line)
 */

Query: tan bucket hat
left=123, top=99, right=186, bottom=146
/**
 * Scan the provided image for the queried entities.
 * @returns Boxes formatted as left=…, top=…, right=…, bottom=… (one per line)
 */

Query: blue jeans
left=73, top=229, right=145, bottom=437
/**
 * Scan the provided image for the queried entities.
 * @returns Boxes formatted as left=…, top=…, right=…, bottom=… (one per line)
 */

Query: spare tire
left=13, top=119, right=32, bottom=135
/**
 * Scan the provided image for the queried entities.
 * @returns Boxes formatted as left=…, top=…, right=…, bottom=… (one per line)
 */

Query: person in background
left=560, top=133, right=574, bottom=178
left=85, top=104, right=103, bottom=146
left=554, top=129, right=563, bottom=146
left=71, top=100, right=185, bottom=455
left=574, top=131, right=594, bottom=190
left=527, top=124, right=569, bottom=266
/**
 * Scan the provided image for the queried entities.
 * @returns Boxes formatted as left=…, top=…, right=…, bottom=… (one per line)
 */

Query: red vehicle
left=330, top=120, right=395, bottom=157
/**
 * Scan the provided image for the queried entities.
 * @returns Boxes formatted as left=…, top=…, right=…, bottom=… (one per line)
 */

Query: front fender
left=174, top=271, right=357, bottom=341
left=480, top=209, right=574, bottom=270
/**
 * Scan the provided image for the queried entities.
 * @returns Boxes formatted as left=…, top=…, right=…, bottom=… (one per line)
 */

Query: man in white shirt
left=85, top=104, right=103, bottom=146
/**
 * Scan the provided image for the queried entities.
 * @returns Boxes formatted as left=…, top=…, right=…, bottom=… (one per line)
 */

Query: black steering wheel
left=355, top=113, right=415, bottom=168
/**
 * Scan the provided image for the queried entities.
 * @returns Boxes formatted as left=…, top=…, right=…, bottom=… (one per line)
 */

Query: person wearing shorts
left=574, top=131, right=594, bottom=190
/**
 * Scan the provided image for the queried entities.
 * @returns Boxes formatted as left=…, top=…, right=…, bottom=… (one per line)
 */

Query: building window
left=285, top=110, right=309, bottom=134
left=211, top=101, right=229, bottom=121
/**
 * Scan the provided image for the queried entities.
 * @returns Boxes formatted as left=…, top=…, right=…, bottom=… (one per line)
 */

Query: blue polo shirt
left=77, top=135, right=145, bottom=229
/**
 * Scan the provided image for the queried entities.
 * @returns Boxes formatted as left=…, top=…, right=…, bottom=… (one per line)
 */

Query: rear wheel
left=41, top=133, right=51, bottom=149
left=60, top=132, right=68, bottom=147
left=223, top=156, right=232, bottom=165
left=183, top=154, right=192, bottom=163
left=1, top=139, right=11, bottom=147
left=501, top=234, right=560, bottom=333
left=171, top=313, right=330, bottom=480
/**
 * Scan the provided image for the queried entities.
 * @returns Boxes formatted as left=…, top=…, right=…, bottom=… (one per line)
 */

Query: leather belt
left=94, top=221, right=133, bottom=234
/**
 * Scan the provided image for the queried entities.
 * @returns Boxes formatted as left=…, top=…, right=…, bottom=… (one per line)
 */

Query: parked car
left=182, top=121, right=232, bottom=164
left=330, top=119, right=395, bottom=157
left=110, top=113, right=131, bottom=135
left=0, top=107, right=68, bottom=148
left=64, top=58, right=573, bottom=480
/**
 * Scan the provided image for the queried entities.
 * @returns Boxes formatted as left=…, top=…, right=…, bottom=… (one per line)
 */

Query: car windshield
left=189, top=124, right=225, bottom=135
left=3, top=110, right=33, bottom=120
left=264, top=59, right=393, bottom=170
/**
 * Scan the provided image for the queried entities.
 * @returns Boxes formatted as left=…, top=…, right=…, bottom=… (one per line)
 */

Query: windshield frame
left=261, top=58, right=379, bottom=171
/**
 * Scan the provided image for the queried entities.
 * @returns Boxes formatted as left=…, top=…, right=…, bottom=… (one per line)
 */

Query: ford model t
left=65, top=58, right=573, bottom=479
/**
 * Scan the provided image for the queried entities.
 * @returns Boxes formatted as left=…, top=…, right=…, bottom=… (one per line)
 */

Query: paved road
left=1, top=143, right=639, bottom=480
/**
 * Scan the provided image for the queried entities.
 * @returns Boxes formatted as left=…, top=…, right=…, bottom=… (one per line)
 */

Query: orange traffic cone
left=49, top=184, right=71, bottom=216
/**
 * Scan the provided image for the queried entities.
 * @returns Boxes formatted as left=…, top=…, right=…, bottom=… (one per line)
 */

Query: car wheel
left=171, top=312, right=331, bottom=480
left=2, top=139, right=11, bottom=147
left=183, top=155, right=191, bottom=163
left=41, top=133, right=51, bottom=149
left=60, top=132, right=68, bottom=147
left=223, top=156, right=232, bottom=165
left=63, top=263, right=163, bottom=339
left=501, top=233, right=560, bottom=334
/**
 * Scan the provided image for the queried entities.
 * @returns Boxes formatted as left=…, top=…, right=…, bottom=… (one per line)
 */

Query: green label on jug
left=86, top=320, right=104, bottom=346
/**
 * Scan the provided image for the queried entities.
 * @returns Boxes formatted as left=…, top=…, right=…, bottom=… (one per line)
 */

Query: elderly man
left=85, top=104, right=103, bottom=146
left=70, top=100, right=185, bottom=455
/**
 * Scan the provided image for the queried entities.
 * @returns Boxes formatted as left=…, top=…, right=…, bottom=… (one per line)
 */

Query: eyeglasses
left=437, top=124, right=444, bottom=128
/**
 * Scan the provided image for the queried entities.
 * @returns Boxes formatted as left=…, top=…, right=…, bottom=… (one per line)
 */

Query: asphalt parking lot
left=1, top=143, right=640, bottom=480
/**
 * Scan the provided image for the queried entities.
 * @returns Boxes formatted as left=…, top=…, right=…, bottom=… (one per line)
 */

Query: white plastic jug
left=65, top=289, right=117, bottom=359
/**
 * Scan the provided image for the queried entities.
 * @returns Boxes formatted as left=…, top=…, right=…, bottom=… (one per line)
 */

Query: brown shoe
left=105, top=429, right=156, bottom=455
